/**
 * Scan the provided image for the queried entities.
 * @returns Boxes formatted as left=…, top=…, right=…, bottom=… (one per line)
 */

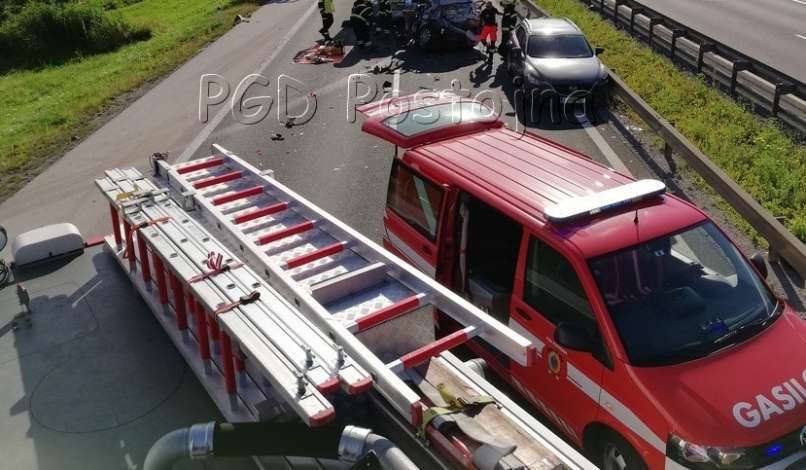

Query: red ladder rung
left=256, top=220, right=315, bottom=245
left=393, top=326, right=476, bottom=372
left=193, top=170, right=242, bottom=189
left=284, top=241, right=347, bottom=269
left=350, top=293, right=426, bottom=333
left=212, top=186, right=264, bottom=206
left=177, top=157, right=225, bottom=174
left=233, top=201, right=289, bottom=224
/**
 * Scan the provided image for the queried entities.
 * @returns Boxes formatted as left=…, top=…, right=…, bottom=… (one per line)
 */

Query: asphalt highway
left=637, top=0, right=806, bottom=82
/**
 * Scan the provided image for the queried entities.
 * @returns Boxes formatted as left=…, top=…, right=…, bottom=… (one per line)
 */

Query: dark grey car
left=505, top=18, right=607, bottom=113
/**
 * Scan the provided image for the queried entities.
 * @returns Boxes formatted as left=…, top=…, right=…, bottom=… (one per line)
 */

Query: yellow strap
left=419, top=383, right=496, bottom=436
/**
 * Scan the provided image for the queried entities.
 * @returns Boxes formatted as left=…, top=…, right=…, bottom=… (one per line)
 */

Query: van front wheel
left=599, top=432, right=648, bottom=470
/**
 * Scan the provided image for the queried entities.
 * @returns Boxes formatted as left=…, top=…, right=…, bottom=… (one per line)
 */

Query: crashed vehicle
left=382, top=0, right=481, bottom=49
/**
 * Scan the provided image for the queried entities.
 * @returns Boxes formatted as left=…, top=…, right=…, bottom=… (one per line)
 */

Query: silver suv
left=506, top=18, right=607, bottom=106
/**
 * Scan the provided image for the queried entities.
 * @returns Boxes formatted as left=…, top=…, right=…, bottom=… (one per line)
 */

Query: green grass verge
left=0, top=0, right=259, bottom=201
left=533, top=0, right=806, bottom=244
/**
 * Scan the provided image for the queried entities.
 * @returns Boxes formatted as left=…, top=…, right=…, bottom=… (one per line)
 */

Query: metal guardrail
left=580, top=0, right=806, bottom=135
left=517, top=0, right=806, bottom=280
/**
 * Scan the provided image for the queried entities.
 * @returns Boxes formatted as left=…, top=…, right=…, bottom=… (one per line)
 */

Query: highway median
left=532, top=0, right=806, bottom=246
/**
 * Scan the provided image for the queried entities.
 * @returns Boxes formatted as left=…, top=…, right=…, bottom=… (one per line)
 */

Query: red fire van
left=359, top=95, right=806, bottom=470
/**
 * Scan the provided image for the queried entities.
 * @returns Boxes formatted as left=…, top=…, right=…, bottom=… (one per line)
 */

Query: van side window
left=523, top=236, right=594, bottom=327
left=387, top=161, right=444, bottom=240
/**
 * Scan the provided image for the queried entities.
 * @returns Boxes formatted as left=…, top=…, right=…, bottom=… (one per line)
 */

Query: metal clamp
left=338, top=425, right=372, bottom=462
left=188, top=421, right=215, bottom=460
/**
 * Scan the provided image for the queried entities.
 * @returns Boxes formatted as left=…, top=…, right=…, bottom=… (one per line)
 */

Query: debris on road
left=271, top=133, right=284, bottom=141
left=293, top=42, right=346, bottom=65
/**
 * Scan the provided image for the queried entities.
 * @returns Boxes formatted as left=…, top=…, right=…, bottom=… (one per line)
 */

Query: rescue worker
left=478, top=2, right=502, bottom=54
left=499, top=0, right=517, bottom=57
left=350, top=0, right=374, bottom=47
left=318, top=0, right=335, bottom=42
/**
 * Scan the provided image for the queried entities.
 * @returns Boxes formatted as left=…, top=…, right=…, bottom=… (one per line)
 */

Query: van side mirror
left=554, top=322, right=595, bottom=353
left=594, top=47, right=605, bottom=55
left=750, top=252, right=768, bottom=279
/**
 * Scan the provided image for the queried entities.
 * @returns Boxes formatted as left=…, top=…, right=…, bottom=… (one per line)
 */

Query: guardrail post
left=629, top=7, right=643, bottom=35
left=730, top=60, right=751, bottom=97
left=663, top=142, right=676, bottom=173
left=697, top=43, right=715, bottom=73
left=599, top=0, right=606, bottom=15
left=670, top=29, right=686, bottom=60
left=772, top=82, right=795, bottom=116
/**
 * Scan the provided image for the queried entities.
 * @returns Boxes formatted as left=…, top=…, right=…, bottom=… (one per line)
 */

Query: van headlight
left=669, top=435, right=749, bottom=468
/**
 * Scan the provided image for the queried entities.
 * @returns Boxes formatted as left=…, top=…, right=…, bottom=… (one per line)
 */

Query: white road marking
left=791, top=0, right=806, bottom=6
left=576, top=113, right=633, bottom=176
left=392, top=69, right=401, bottom=97
left=177, top=2, right=318, bottom=163
left=796, top=33, right=806, bottom=41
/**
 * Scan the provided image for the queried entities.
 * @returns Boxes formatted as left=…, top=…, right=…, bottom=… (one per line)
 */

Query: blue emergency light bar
left=544, top=179, right=666, bottom=223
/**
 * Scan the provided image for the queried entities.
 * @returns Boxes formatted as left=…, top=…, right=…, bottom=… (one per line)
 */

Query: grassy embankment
left=534, top=0, right=806, bottom=244
left=0, top=0, right=259, bottom=201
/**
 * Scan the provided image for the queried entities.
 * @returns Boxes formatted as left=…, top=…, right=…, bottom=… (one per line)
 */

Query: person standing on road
left=499, top=0, right=517, bottom=56
left=350, top=0, right=374, bottom=47
left=479, top=2, right=502, bottom=55
left=318, top=0, right=335, bottom=42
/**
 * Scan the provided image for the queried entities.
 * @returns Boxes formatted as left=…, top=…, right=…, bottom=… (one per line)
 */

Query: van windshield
left=588, top=222, right=779, bottom=367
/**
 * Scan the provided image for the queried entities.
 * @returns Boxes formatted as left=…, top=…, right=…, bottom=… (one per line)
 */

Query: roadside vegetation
left=0, top=0, right=259, bottom=201
left=533, top=0, right=806, bottom=244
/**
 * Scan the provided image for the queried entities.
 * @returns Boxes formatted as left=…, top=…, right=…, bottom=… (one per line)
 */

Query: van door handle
left=514, top=308, right=531, bottom=321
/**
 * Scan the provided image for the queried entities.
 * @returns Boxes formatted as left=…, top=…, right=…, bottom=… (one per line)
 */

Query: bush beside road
left=533, top=0, right=806, bottom=244
left=0, top=0, right=259, bottom=202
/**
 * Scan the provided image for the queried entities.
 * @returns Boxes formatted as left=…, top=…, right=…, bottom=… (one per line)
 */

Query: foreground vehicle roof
left=404, top=127, right=707, bottom=258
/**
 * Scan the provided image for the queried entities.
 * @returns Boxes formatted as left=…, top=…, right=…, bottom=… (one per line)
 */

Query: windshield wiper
left=713, top=301, right=782, bottom=345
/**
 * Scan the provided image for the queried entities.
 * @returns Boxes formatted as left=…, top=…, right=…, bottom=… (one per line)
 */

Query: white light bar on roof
left=544, top=179, right=666, bottom=223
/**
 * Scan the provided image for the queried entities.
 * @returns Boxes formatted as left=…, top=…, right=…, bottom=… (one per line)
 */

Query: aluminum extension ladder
left=97, top=170, right=375, bottom=426
left=147, top=144, right=537, bottom=427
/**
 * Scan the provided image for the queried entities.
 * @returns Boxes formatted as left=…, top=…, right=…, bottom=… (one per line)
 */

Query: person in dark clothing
left=318, top=0, right=335, bottom=42
left=350, top=0, right=374, bottom=47
left=498, top=0, right=517, bottom=56
left=478, top=2, right=502, bottom=53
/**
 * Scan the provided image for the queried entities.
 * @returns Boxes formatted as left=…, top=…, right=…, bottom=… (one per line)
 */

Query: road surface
left=637, top=0, right=806, bottom=82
